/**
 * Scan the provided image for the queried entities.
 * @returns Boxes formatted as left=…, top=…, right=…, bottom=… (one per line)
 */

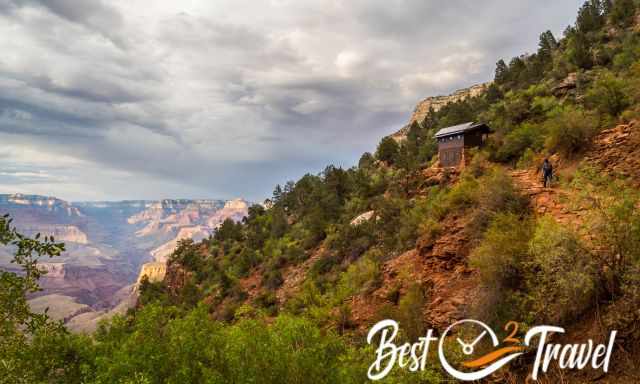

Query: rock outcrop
left=390, top=83, right=490, bottom=141
left=584, top=120, right=640, bottom=186
left=136, top=262, right=167, bottom=285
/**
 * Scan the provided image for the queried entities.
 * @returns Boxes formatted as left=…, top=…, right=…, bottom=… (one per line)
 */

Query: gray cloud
left=0, top=0, right=584, bottom=201
left=2, top=0, right=125, bottom=47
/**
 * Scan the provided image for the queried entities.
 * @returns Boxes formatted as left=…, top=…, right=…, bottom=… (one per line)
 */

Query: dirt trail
left=508, top=168, right=586, bottom=228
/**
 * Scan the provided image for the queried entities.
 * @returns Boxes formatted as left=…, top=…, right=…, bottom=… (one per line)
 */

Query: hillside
left=2, top=1, right=640, bottom=383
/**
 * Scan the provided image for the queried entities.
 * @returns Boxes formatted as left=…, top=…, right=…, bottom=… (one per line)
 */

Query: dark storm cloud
left=1, top=0, right=125, bottom=46
left=0, top=0, right=585, bottom=201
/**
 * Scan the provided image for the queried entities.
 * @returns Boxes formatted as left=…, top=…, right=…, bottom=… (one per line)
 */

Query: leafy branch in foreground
left=0, top=213, right=71, bottom=383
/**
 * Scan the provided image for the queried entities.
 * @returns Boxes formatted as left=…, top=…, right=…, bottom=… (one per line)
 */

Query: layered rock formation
left=137, top=262, right=167, bottom=284
left=585, top=120, right=640, bottom=186
left=0, top=194, right=249, bottom=333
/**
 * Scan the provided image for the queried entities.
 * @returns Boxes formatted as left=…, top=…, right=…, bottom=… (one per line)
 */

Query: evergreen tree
left=358, top=151, right=375, bottom=169
left=538, top=30, right=558, bottom=64
left=272, top=184, right=283, bottom=204
left=576, top=0, right=606, bottom=34
left=494, top=59, right=509, bottom=84
left=375, top=136, right=399, bottom=164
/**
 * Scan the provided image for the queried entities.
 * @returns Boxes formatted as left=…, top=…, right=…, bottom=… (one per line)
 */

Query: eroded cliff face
left=0, top=194, right=249, bottom=333
left=133, top=198, right=250, bottom=263
left=19, top=225, right=89, bottom=244
left=390, top=82, right=490, bottom=141
left=136, top=262, right=167, bottom=285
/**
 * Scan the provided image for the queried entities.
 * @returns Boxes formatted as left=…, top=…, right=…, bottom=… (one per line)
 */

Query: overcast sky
left=0, top=0, right=583, bottom=202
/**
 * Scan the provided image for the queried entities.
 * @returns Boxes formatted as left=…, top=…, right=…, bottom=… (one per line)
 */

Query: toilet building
left=435, top=122, right=490, bottom=167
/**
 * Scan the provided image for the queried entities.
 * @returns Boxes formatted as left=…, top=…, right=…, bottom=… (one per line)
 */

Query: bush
left=604, top=263, right=640, bottom=342
left=469, top=213, right=534, bottom=325
left=254, top=291, right=279, bottom=316
left=334, top=254, right=381, bottom=302
left=262, top=268, right=284, bottom=290
left=585, top=71, right=630, bottom=118
left=544, top=106, right=599, bottom=156
left=497, top=122, right=545, bottom=162
left=528, top=216, right=597, bottom=324
left=517, top=147, right=536, bottom=169
left=470, top=213, right=533, bottom=289
left=466, top=168, right=529, bottom=239
left=396, top=283, right=426, bottom=342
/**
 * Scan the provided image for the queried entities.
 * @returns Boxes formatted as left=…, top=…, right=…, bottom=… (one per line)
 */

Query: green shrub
left=517, top=147, right=536, bottom=169
left=528, top=216, right=597, bottom=324
left=544, top=106, right=599, bottom=156
left=466, top=168, right=529, bottom=239
left=585, top=71, right=630, bottom=118
left=262, top=268, right=284, bottom=290
left=334, top=254, right=381, bottom=302
left=469, top=213, right=534, bottom=325
left=604, top=263, right=640, bottom=342
left=396, top=283, right=426, bottom=342
left=254, top=291, right=279, bottom=316
left=470, top=213, right=533, bottom=289
left=497, top=122, right=545, bottom=162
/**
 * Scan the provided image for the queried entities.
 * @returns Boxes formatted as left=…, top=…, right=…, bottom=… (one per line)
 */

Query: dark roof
left=434, top=122, right=489, bottom=138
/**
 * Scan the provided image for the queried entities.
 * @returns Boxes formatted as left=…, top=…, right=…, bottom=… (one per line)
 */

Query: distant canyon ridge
left=0, top=194, right=249, bottom=332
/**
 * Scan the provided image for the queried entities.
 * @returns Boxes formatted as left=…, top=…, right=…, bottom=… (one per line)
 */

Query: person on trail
left=541, top=158, right=553, bottom=188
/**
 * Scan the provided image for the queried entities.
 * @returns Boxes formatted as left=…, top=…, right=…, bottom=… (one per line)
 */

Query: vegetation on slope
left=3, top=1, right=640, bottom=382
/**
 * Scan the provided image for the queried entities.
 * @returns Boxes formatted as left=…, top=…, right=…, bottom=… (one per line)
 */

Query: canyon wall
left=0, top=194, right=249, bottom=333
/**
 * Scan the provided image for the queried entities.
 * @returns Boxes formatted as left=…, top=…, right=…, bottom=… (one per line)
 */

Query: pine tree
left=375, top=136, right=399, bottom=164
left=272, top=184, right=283, bottom=203
left=494, top=59, right=509, bottom=84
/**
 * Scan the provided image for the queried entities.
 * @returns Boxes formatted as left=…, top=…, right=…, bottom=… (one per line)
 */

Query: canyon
left=0, top=194, right=249, bottom=332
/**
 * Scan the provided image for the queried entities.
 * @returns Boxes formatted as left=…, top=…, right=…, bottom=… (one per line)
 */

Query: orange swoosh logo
left=462, top=346, right=525, bottom=368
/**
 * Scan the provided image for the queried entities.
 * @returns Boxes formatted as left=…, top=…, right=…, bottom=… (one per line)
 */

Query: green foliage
left=471, top=213, right=597, bottom=326
left=543, top=105, right=600, bottom=156
left=91, top=305, right=363, bottom=384
left=496, top=122, right=546, bottom=162
left=585, top=70, right=630, bottom=118
left=609, top=0, right=636, bottom=27
left=333, top=254, right=381, bottom=302
left=376, top=136, right=400, bottom=164
left=214, top=218, right=244, bottom=242
left=138, top=276, right=169, bottom=306
left=0, top=215, right=94, bottom=384
left=445, top=167, right=529, bottom=239
left=471, top=213, right=534, bottom=290
left=358, top=151, right=375, bottom=169
left=469, top=213, right=534, bottom=325
left=528, top=216, right=597, bottom=324
left=396, top=283, right=426, bottom=342
left=572, top=166, right=640, bottom=279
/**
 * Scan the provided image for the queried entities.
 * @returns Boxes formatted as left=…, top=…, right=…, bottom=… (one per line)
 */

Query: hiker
left=541, top=158, right=553, bottom=188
